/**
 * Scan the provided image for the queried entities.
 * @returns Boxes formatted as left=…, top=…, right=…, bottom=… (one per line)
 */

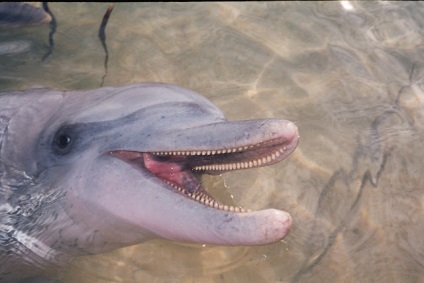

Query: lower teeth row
left=166, top=181, right=248, bottom=213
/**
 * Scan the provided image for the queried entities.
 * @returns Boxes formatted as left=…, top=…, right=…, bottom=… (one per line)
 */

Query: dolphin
left=0, top=3, right=52, bottom=28
left=0, top=83, right=299, bottom=281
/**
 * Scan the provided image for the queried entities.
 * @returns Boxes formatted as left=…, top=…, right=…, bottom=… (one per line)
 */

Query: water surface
left=1, top=2, right=424, bottom=283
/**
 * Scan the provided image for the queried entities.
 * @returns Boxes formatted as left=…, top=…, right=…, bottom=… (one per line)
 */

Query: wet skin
left=0, top=83, right=298, bottom=281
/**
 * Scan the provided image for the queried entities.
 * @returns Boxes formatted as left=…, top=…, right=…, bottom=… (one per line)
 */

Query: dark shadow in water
left=292, top=87, right=415, bottom=282
left=292, top=149, right=391, bottom=283
left=291, top=63, right=421, bottom=282
left=99, top=4, right=114, bottom=87
left=41, top=2, right=115, bottom=85
left=41, top=2, right=56, bottom=61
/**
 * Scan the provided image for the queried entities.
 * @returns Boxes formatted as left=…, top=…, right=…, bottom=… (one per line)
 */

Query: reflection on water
left=69, top=242, right=254, bottom=282
left=1, top=2, right=424, bottom=282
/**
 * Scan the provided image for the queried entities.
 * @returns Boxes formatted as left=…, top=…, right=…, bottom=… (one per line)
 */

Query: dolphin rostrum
left=0, top=83, right=299, bottom=281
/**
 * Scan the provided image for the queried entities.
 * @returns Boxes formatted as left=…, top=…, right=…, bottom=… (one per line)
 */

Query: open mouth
left=109, top=135, right=297, bottom=213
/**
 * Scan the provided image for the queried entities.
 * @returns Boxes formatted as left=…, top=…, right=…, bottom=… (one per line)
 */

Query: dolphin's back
left=0, top=3, right=52, bottom=27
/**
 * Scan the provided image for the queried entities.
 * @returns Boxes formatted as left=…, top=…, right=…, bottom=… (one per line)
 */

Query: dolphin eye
left=56, top=134, right=72, bottom=149
left=53, top=127, right=75, bottom=155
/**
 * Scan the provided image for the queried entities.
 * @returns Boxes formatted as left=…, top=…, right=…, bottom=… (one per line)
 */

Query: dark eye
left=53, top=127, right=75, bottom=155
left=56, top=134, right=72, bottom=149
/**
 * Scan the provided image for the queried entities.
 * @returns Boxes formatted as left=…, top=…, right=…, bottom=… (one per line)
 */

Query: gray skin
left=0, top=3, right=52, bottom=58
left=0, top=3, right=51, bottom=28
left=0, top=83, right=299, bottom=281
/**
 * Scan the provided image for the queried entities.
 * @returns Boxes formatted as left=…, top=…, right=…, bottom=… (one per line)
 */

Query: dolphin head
left=0, top=83, right=298, bottom=272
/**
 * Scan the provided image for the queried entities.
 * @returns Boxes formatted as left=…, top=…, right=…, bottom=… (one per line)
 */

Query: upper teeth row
left=151, top=145, right=255, bottom=156
left=192, top=147, right=286, bottom=171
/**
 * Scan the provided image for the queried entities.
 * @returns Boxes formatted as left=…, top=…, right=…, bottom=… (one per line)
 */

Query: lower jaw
left=164, top=175, right=250, bottom=213
left=199, top=174, right=252, bottom=213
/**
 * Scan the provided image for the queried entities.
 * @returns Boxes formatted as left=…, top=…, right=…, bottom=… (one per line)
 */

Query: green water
left=1, top=2, right=424, bottom=282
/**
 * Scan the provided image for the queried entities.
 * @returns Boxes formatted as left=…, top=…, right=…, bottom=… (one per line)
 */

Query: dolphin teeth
left=164, top=180, right=248, bottom=213
left=191, top=146, right=286, bottom=172
left=149, top=141, right=290, bottom=213
left=174, top=189, right=247, bottom=214
left=152, top=140, right=287, bottom=157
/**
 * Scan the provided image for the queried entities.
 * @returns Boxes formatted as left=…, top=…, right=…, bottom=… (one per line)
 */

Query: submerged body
left=0, top=3, right=51, bottom=28
left=0, top=83, right=298, bottom=281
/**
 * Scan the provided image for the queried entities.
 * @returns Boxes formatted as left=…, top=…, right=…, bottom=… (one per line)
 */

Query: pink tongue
left=143, top=153, right=191, bottom=189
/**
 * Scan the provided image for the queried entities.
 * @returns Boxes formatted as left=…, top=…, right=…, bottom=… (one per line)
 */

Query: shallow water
left=1, top=2, right=424, bottom=282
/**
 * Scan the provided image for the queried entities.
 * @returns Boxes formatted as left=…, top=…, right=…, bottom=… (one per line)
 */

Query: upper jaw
left=107, top=118, right=299, bottom=158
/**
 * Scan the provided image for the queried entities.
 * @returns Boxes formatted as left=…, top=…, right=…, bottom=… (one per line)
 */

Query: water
left=1, top=2, right=424, bottom=282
